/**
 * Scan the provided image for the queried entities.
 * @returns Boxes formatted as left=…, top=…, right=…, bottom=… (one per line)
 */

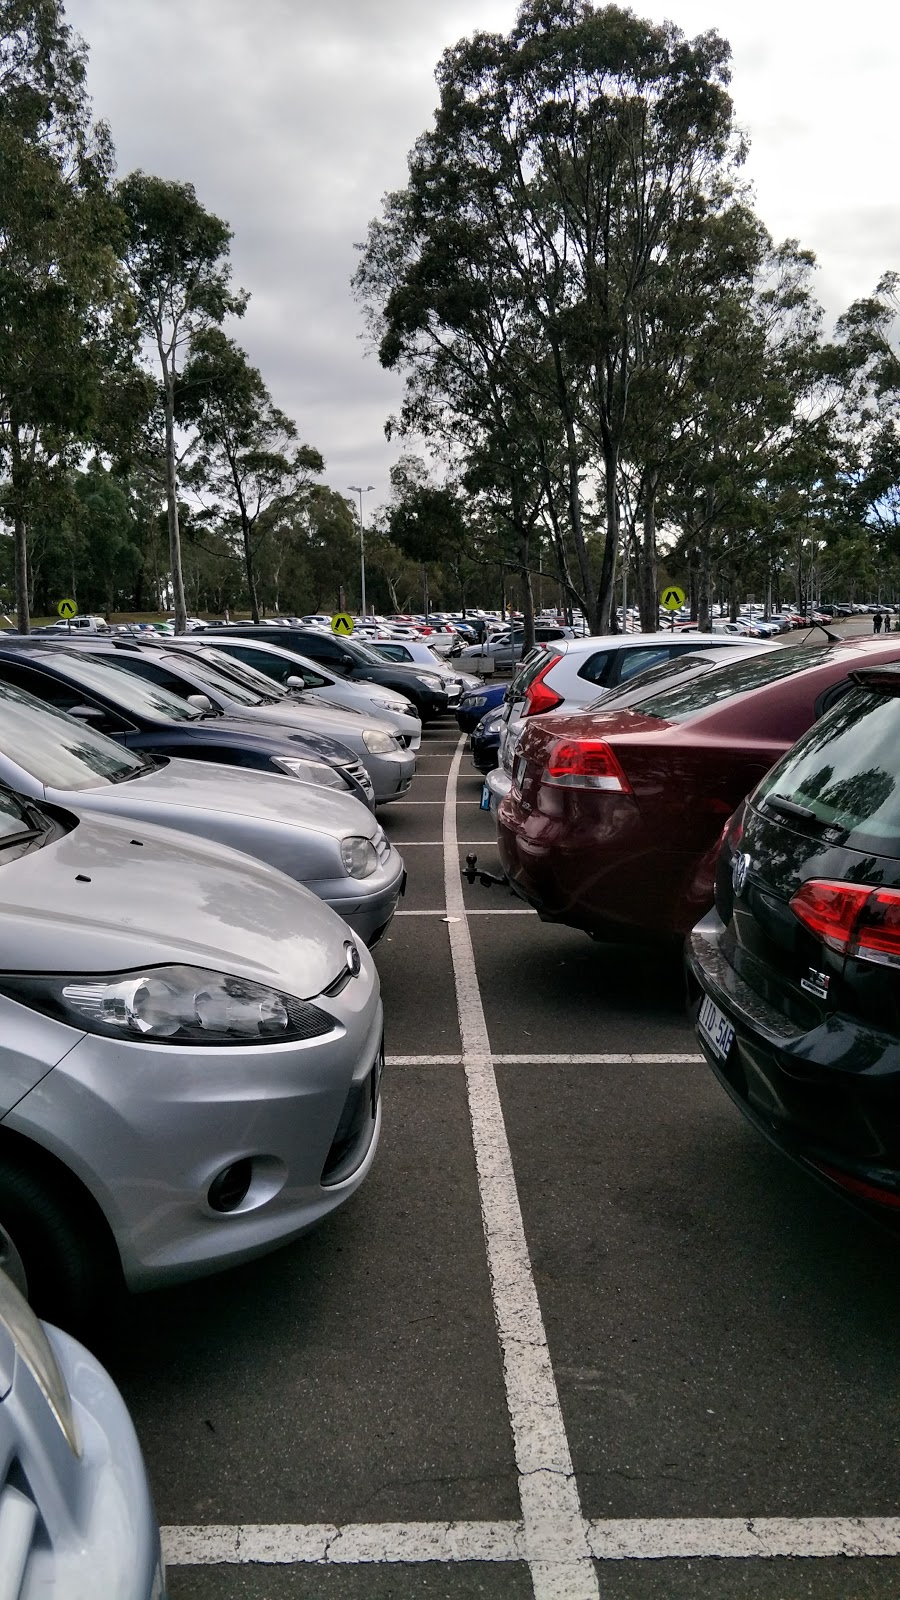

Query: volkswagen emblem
left=344, top=941, right=362, bottom=978
left=732, top=852, right=751, bottom=897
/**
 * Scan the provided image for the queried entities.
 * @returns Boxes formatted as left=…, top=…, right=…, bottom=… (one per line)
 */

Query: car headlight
left=0, top=967, right=335, bottom=1046
left=372, top=696, right=411, bottom=714
left=272, top=756, right=346, bottom=790
left=415, top=673, right=445, bottom=690
left=466, top=695, right=488, bottom=708
left=0, top=1271, right=80, bottom=1455
left=341, top=836, right=378, bottom=878
left=362, top=728, right=399, bottom=753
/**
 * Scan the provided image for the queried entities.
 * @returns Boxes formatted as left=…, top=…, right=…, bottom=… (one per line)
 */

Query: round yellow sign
left=331, top=613, right=354, bottom=636
left=57, top=598, right=77, bottom=619
left=660, top=586, right=686, bottom=612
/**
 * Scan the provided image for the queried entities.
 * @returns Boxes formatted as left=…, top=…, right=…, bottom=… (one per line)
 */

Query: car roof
left=548, top=631, right=772, bottom=658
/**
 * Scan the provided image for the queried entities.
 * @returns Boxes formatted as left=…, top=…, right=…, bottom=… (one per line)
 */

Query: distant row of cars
left=461, top=629, right=900, bottom=1227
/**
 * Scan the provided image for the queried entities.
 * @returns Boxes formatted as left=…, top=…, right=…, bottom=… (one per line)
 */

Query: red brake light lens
left=543, top=738, right=631, bottom=792
left=523, top=653, right=564, bottom=717
left=789, top=879, right=900, bottom=966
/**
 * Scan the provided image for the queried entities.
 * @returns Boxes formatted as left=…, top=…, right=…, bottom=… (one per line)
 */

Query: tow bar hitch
left=464, top=852, right=509, bottom=890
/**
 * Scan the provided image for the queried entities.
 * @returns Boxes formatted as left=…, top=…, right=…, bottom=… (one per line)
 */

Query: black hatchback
left=686, top=662, right=900, bottom=1221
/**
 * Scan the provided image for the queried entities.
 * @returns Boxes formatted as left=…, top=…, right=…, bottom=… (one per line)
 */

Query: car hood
left=183, top=713, right=358, bottom=765
left=43, top=757, right=379, bottom=843
left=241, top=701, right=396, bottom=741
left=0, top=810, right=351, bottom=997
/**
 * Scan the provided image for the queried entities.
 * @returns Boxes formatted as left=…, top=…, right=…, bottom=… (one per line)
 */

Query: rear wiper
left=764, top=794, right=820, bottom=824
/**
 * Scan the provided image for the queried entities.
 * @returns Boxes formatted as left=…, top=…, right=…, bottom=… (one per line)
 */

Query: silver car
left=88, top=645, right=418, bottom=804
left=0, top=787, right=384, bottom=1324
left=0, top=683, right=405, bottom=946
left=0, top=1270, right=164, bottom=1596
left=188, top=636, right=423, bottom=749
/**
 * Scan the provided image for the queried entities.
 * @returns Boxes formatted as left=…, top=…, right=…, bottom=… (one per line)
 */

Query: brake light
left=790, top=879, right=900, bottom=966
left=523, top=653, right=564, bottom=716
left=543, top=739, right=632, bottom=792
left=812, top=1163, right=900, bottom=1210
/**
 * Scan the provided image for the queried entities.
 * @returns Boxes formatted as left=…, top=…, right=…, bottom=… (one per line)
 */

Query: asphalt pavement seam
left=443, top=733, right=601, bottom=1600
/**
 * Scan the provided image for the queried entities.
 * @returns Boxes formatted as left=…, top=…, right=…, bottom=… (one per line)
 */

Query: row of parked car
left=0, top=621, right=496, bottom=1596
left=460, top=627, right=900, bottom=1227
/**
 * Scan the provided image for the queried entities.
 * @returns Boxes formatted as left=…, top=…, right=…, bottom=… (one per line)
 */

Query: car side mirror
left=340, top=653, right=354, bottom=672
left=68, top=704, right=104, bottom=722
left=286, top=675, right=307, bottom=690
left=186, top=693, right=213, bottom=712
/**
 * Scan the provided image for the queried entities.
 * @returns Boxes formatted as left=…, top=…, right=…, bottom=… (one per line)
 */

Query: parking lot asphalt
left=101, top=719, right=900, bottom=1599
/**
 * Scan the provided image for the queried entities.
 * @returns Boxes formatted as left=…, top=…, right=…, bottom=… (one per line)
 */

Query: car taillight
left=523, top=654, right=564, bottom=716
left=543, top=739, right=632, bottom=792
left=790, top=879, right=900, bottom=967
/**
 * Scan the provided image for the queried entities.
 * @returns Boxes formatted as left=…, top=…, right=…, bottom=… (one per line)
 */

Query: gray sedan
left=85, top=643, right=417, bottom=804
left=0, top=683, right=405, bottom=946
left=0, top=785, right=384, bottom=1325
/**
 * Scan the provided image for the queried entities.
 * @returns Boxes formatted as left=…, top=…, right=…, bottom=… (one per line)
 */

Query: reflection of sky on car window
left=0, top=683, right=144, bottom=789
left=45, top=653, right=200, bottom=721
left=637, top=646, right=830, bottom=723
left=756, top=689, right=900, bottom=854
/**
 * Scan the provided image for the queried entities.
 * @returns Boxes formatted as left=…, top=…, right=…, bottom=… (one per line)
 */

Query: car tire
left=0, top=1148, right=121, bottom=1334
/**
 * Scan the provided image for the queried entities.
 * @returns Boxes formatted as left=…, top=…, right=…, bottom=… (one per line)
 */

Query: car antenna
left=802, top=622, right=842, bottom=644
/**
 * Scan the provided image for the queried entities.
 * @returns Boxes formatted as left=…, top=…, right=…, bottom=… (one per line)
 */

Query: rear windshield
left=635, top=645, right=830, bottom=723
left=754, top=687, right=900, bottom=856
left=587, top=652, right=718, bottom=710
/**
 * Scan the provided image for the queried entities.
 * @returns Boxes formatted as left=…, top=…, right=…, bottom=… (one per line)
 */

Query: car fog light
left=208, top=1159, right=253, bottom=1213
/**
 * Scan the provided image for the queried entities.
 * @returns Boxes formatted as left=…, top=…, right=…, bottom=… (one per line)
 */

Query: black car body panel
left=0, top=645, right=375, bottom=806
left=686, top=672, right=900, bottom=1220
left=204, top=626, right=449, bottom=719
left=470, top=707, right=503, bottom=773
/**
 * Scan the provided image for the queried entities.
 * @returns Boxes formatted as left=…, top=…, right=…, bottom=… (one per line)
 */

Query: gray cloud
left=66, top=0, right=900, bottom=513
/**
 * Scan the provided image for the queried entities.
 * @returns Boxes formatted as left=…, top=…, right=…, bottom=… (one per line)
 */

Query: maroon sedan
left=497, top=638, right=900, bottom=941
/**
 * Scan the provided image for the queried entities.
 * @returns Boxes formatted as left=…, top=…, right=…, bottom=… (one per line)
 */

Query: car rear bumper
left=485, top=767, right=511, bottom=814
left=686, top=909, right=900, bottom=1219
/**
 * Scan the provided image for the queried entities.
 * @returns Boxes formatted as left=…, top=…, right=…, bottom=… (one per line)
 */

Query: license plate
left=481, top=783, right=492, bottom=811
left=697, top=993, right=735, bottom=1062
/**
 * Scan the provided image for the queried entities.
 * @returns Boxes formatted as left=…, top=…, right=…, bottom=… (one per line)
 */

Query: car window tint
left=576, top=651, right=613, bottom=686
left=186, top=651, right=285, bottom=701
left=376, top=644, right=410, bottom=661
left=755, top=687, right=900, bottom=856
left=613, top=646, right=674, bottom=684
left=0, top=681, right=145, bottom=789
left=635, top=645, right=831, bottom=723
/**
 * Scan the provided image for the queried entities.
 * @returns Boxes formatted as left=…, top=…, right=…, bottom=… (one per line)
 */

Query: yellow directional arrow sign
left=57, top=597, right=77, bottom=619
left=331, top=612, right=354, bottom=636
left=660, top=586, right=686, bottom=612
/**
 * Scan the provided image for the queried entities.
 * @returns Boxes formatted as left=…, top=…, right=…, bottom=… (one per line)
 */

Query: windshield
left=339, top=635, right=387, bottom=667
left=0, top=681, right=148, bottom=789
left=151, top=652, right=271, bottom=706
left=754, top=687, right=900, bottom=857
left=47, top=652, right=201, bottom=722
left=586, top=653, right=718, bottom=710
left=634, top=646, right=831, bottom=724
left=188, top=649, right=288, bottom=701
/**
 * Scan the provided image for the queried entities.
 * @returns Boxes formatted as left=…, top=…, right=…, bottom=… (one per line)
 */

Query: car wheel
left=0, top=1150, right=120, bottom=1333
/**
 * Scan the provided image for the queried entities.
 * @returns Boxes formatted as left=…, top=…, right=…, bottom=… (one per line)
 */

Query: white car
left=370, top=639, right=481, bottom=705
left=490, top=631, right=776, bottom=808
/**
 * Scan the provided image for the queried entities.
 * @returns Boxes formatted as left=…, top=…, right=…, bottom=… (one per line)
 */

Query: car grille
left=346, top=760, right=374, bottom=795
left=374, top=829, right=391, bottom=865
left=396, top=734, right=412, bottom=748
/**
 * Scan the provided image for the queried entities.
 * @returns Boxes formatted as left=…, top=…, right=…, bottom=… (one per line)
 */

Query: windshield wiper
left=764, top=794, right=820, bottom=824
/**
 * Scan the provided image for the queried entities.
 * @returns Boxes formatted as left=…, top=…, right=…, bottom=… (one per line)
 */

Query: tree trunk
left=596, top=438, right=619, bottom=633
left=553, top=341, right=600, bottom=632
left=637, top=476, right=658, bottom=633
left=10, top=422, right=30, bottom=634
left=697, top=544, right=712, bottom=633
left=164, top=385, right=188, bottom=634
left=241, top=517, right=260, bottom=623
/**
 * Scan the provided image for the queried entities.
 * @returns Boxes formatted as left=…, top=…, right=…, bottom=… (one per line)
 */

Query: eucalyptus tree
left=180, top=331, right=323, bottom=622
left=115, top=173, right=247, bottom=632
left=0, top=0, right=124, bottom=629
left=355, top=0, right=743, bottom=631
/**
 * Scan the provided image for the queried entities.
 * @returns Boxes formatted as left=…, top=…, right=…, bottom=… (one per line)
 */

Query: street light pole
left=348, top=484, right=374, bottom=618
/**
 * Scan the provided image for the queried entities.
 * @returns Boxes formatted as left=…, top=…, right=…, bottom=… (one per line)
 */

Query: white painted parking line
left=163, top=1520, right=524, bottom=1566
left=443, top=736, right=600, bottom=1600
left=391, top=840, right=497, bottom=846
left=396, top=908, right=536, bottom=916
left=386, top=1054, right=703, bottom=1067
left=163, top=1515, right=900, bottom=1567
left=391, top=799, right=482, bottom=804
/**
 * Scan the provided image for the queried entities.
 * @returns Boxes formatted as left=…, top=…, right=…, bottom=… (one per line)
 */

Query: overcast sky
left=66, top=0, right=900, bottom=515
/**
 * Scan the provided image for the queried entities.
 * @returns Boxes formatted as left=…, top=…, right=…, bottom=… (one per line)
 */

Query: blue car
left=470, top=704, right=505, bottom=773
left=455, top=681, right=507, bottom=734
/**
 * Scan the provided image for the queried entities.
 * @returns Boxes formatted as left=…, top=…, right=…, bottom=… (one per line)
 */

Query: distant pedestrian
left=873, top=610, right=884, bottom=634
